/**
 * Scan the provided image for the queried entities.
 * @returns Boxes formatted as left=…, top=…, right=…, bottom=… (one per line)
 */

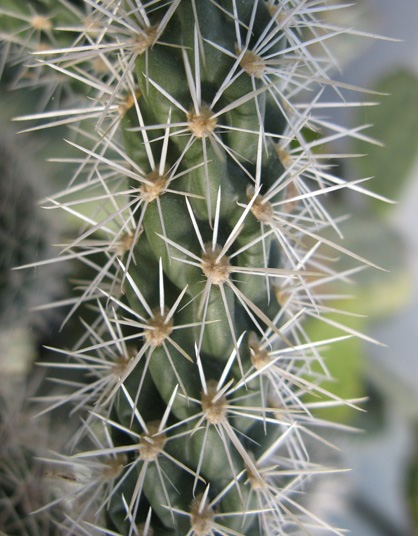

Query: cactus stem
left=0, top=1, right=388, bottom=532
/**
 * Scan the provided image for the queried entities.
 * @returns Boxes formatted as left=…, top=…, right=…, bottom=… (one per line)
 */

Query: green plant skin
left=110, top=4, right=315, bottom=529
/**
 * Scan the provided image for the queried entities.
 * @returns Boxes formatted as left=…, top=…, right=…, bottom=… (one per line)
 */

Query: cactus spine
left=0, top=1, right=383, bottom=534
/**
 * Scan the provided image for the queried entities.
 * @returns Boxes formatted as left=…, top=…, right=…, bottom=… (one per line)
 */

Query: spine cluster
left=0, top=1, right=383, bottom=534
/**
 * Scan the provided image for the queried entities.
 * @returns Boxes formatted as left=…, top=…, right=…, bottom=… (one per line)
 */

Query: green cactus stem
left=0, top=1, right=388, bottom=534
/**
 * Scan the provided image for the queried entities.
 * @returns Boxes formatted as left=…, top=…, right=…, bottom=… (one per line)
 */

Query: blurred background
left=306, top=1, right=418, bottom=534
left=0, top=1, right=417, bottom=534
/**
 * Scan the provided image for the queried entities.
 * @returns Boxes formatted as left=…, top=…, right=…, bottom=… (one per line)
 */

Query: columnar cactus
left=0, top=132, right=64, bottom=335
left=0, top=1, right=385, bottom=534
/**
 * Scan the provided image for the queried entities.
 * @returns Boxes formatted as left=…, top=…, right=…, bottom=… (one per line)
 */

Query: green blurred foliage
left=354, top=70, right=418, bottom=215
left=303, top=301, right=366, bottom=423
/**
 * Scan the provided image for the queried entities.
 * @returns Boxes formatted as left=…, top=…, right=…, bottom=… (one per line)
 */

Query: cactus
left=0, top=373, right=65, bottom=536
left=0, top=1, right=387, bottom=534
left=0, top=130, right=67, bottom=337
